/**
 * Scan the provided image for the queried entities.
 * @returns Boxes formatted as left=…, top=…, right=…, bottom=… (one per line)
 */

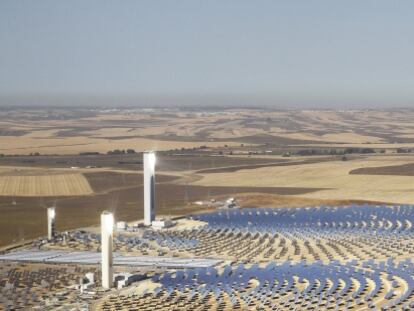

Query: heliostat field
left=2, top=204, right=414, bottom=310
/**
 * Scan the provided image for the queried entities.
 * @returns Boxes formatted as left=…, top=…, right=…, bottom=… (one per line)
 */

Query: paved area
left=0, top=249, right=221, bottom=268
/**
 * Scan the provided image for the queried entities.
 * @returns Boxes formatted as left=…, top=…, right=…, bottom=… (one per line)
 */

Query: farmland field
left=0, top=108, right=414, bottom=155
left=0, top=173, right=93, bottom=197
left=192, top=155, right=414, bottom=204
left=0, top=107, right=414, bottom=248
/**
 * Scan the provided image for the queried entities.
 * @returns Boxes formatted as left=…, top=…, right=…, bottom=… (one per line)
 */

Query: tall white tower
left=101, top=211, right=113, bottom=289
left=143, top=151, right=156, bottom=226
left=47, top=207, right=56, bottom=240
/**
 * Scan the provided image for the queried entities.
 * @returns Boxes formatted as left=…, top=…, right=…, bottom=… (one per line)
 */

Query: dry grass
left=233, top=192, right=388, bottom=208
left=0, top=173, right=93, bottom=196
left=280, top=132, right=384, bottom=143
left=193, top=156, right=414, bottom=204
left=0, top=132, right=240, bottom=155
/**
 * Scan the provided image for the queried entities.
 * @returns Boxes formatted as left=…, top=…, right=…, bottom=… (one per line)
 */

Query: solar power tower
left=101, top=211, right=114, bottom=289
left=143, top=151, right=156, bottom=226
left=47, top=207, right=56, bottom=240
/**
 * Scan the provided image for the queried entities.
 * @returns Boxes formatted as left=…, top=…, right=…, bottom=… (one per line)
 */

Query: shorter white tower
left=47, top=207, right=56, bottom=240
left=143, top=151, right=156, bottom=226
left=101, top=211, right=114, bottom=289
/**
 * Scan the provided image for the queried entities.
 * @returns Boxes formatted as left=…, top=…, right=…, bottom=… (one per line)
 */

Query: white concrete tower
left=143, top=151, right=156, bottom=226
left=101, top=211, right=114, bottom=289
left=47, top=207, right=56, bottom=240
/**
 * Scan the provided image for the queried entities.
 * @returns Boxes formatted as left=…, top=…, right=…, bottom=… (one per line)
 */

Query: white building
left=152, top=219, right=175, bottom=230
left=116, top=221, right=127, bottom=231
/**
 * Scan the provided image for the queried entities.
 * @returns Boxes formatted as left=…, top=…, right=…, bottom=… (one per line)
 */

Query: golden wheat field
left=0, top=173, right=93, bottom=196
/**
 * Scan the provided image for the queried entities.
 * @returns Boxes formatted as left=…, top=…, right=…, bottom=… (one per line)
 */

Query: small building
left=116, top=221, right=127, bottom=231
left=78, top=272, right=95, bottom=293
left=152, top=219, right=175, bottom=230
left=224, top=198, right=237, bottom=209
left=114, top=273, right=145, bottom=289
left=85, top=272, right=95, bottom=284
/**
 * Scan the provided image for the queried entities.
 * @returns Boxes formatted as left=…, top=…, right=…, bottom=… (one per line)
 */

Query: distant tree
left=344, top=147, right=374, bottom=154
left=107, top=149, right=124, bottom=155
left=361, top=148, right=375, bottom=154
left=126, top=149, right=136, bottom=154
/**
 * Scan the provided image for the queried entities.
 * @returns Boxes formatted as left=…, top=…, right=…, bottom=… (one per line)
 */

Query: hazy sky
left=1, top=1, right=414, bottom=108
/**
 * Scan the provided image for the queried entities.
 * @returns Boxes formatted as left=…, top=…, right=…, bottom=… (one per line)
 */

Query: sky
left=1, top=1, right=414, bottom=108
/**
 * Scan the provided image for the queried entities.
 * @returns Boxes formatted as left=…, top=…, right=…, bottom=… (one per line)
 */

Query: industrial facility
left=1, top=152, right=414, bottom=310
